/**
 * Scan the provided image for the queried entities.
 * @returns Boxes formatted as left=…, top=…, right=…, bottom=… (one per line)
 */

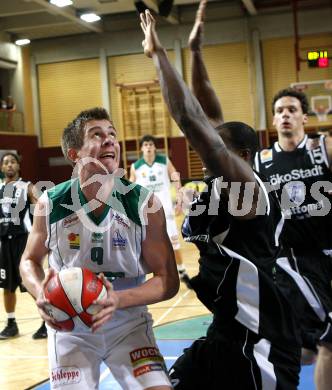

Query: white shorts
left=165, top=215, right=180, bottom=250
left=47, top=312, right=171, bottom=390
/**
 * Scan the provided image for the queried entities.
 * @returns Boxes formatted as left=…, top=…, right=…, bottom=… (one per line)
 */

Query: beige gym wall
left=262, top=33, right=332, bottom=129
left=108, top=50, right=177, bottom=140
left=38, top=58, right=102, bottom=147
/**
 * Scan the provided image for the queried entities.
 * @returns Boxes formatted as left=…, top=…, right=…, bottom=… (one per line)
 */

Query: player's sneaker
left=0, top=320, right=19, bottom=339
left=32, top=322, right=47, bottom=339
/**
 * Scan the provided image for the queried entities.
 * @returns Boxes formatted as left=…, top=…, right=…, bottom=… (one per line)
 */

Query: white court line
left=154, top=290, right=191, bottom=326
left=1, top=292, right=192, bottom=361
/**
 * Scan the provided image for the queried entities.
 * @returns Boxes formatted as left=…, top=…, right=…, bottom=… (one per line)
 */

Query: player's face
left=141, top=141, right=156, bottom=158
left=76, top=119, right=120, bottom=174
left=273, top=96, right=308, bottom=136
left=1, top=155, right=20, bottom=180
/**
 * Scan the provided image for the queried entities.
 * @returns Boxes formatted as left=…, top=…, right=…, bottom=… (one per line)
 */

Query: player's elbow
left=19, top=256, right=28, bottom=282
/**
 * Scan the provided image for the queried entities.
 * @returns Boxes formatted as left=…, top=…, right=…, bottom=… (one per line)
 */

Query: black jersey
left=182, top=173, right=300, bottom=349
left=0, top=179, right=32, bottom=238
left=255, top=135, right=332, bottom=251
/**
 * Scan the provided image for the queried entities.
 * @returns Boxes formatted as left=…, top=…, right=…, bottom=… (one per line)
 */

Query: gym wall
left=108, top=50, right=176, bottom=140
left=182, top=42, right=254, bottom=127
left=38, top=58, right=102, bottom=147
left=262, top=33, right=332, bottom=129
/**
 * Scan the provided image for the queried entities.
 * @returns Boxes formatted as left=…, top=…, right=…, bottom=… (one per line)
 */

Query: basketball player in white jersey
left=130, top=135, right=191, bottom=288
left=20, top=107, right=179, bottom=390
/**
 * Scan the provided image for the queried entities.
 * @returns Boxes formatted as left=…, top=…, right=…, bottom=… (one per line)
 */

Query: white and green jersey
left=43, top=177, right=152, bottom=329
left=133, top=154, right=173, bottom=217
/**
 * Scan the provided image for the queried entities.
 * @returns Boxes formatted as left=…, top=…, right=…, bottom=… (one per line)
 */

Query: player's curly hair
left=272, top=88, right=309, bottom=114
left=61, top=107, right=111, bottom=161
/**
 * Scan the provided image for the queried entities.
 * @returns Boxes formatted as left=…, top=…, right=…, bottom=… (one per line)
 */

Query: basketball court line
left=154, top=289, right=191, bottom=326
left=28, top=315, right=316, bottom=390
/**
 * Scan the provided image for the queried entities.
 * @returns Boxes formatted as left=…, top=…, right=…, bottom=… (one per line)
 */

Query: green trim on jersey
left=48, top=177, right=150, bottom=227
left=48, top=179, right=77, bottom=225
left=112, top=177, right=150, bottom=227
left=134, top=154, right=167, bottom=169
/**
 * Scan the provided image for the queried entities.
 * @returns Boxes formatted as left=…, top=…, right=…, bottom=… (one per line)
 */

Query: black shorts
left=169, top=322, right=300, bottom=390
left=0, top=234, right=28, bottom=292
left=277, top=252, right=332, bottom=351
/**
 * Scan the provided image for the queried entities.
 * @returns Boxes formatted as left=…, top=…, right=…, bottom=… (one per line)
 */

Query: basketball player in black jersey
left=255, top=88, right=332, bottom=390
left=0, top=152, right=46, bottom=340
left=140, top=8, right=301, bottom=389
left=186, top=2, right=332, bottom=389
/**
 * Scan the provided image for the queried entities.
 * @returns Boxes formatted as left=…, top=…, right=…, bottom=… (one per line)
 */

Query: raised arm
left=140, top=10, right=257, bottom=189
left=188, top=0, right=223, bottom=127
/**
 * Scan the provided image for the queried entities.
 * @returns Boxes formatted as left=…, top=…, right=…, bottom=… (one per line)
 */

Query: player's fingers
left=140, top=17, right=146, bottom=32
left=146, top=9, right=154, bottom=24
left=37, top=306, right=59, bottom=327
left=197, top=0, right=206, bottom=22
left=149, top=10, right=155, bottom=22
left=45, top=320, right=62, bottom=331
left=140, top=12, right=147, bottom=30
left=91, top=311, right=114, bottom=332
left=91, top=318, right=107, bottom=333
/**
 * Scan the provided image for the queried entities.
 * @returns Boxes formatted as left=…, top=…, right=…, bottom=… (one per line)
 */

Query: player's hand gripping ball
left=44, top=267, right=107, bottom=331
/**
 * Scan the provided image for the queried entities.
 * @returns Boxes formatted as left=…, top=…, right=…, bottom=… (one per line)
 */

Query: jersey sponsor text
left=269, top=166, right=323, bottom=186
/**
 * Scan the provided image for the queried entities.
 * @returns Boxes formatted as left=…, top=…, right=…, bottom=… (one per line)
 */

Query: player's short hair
left=1, top=152, right=20, bottom=165
left=216, top=121, right=258, bottom=165
left=139, top=134, right=157, bottom=148
left=61, top=107, right=111, bottom=160
left=272, top=88, right=309, bottom=114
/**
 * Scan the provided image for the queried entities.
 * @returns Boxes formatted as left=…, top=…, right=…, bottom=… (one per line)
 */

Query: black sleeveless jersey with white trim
left=254, top=135, right=332, bottom=251
left=0, top=179, right=32, bottom=237
left=182, top=173, right=300, bottom=348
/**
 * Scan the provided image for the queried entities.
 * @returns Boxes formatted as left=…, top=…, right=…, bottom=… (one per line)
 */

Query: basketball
left=44, top=267, right=107, bottom=331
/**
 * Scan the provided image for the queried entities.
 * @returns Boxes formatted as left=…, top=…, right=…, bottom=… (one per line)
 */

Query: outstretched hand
left=140, top=10, right=163, bottom=58
left=188, top=0, right=207, bottom=51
